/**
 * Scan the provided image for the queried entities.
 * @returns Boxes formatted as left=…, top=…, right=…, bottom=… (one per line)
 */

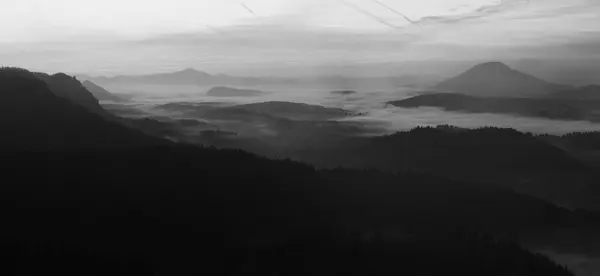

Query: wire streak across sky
left=339, top=0, right=401, bottom=29
left=371, top=0, right=422, bottom=27
left=240, top=3, right=257, bottom=17
left=1, top=0, right=599, bottom=76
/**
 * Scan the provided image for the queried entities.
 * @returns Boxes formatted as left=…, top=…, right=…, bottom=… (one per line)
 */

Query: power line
left=339, top=0, right=401, bottom=29
left=240, top=2, right=257, bottom=17
left=371, top=0, right=422, bottom=27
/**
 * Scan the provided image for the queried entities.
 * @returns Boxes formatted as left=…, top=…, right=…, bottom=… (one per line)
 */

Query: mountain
left=0, top=67, right=162, bottom=149
left=206, top=86, right=266, bottom=97
left=82, top=80, right=125, bottom=102
left=80, top=69, right=438, bottom=90
left=80, top=68, right=213, bottom=86
left=435, top=62, right=565, bottom=97
left=140, top=68, right=212, bottom=85
left=82, top=68, right=270, bottom=87
left=388, top=93, right=600, bottom=122
left=34, top=72, right=107, bottom=115
left=2, top=66, right=597, bottom=275
left=218, top=101, right=357, bottom=120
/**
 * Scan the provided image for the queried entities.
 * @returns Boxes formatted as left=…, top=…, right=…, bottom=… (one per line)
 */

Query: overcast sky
left=1, top=0, right=599, bottom=77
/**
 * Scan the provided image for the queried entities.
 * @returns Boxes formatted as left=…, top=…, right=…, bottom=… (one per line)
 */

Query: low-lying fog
left=100, top=83, right=600, bottom=276
left=102, top=82, right=600, bottom=136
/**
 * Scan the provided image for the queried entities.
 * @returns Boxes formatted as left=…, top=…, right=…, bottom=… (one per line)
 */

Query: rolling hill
left=0, top=67, right=161, bottom=149
left=2, top=66, right=597, bottom=275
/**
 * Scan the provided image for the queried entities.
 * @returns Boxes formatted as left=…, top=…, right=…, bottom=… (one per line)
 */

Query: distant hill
left=80, top=69, right=439, bottom=89
left=2, top=67, right=598, bottom=275
left=84, top=68, right=212, bottom=86
left=34, top=72, right=107, bottom=115
left=82, top=80, right=125, bottom=102
left=330, top=90, right=357, bottom=96
left=0, top=67, right=162, bottom=149
left=551, top=85, right=600, bottom=101
left=435, top=62, right=566, bottom=97
left=155, top=101, right=360, bottom=126
left=388, top=93, right=600, bottom=122
left=81, top=68, right=282, bottom=87
left=224, top=101, right=356, bottom=120
left=206, top=86, right=266, bottom=97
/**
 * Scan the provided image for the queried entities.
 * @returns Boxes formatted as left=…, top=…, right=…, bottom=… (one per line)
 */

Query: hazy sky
left=1, top=0, right=599, bottom=77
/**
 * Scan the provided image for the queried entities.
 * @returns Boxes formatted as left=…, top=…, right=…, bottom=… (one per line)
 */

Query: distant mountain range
left=77, top=68, right=440, bottom=89
left=387, top=62, right=600, bottom=122
left=77, top=68, right=296, bottom=87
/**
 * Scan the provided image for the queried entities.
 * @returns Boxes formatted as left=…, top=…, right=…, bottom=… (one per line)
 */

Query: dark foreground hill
left=0, top=67, right=591, bottom=275
left=0, top=146, right=588, bottom=275
left=0, top=67, right=162, bottom=149
left=34, top=72, right=108, bottom=115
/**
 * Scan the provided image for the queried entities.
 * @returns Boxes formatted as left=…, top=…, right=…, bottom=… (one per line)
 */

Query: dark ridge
left=227, top=101, right=356, bottom=119
left=331, top=90, right=357, bottom=96
left=0, top=66, right=593, bottom=275
left=0, top=146, right=586, bottom=275
left=0, top=68, right=163, bottom=150
left=291, top=125, right=598, bottom=210
left=551, top=85, right=600, bottom=100
left=388, top=93, right=600, bottom=122
left=82, top=80, right=125, bottom=102
left=34, top=71, right=107, bottom=115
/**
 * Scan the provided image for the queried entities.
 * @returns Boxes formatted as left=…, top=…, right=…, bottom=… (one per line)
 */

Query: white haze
left=102, top=82, right=600, bottom=135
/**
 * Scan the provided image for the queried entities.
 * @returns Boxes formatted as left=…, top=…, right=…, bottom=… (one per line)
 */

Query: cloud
left=339, top=0, right=403, bottom=29
left=2, top=0, right=600, bottom=77
left=415, top=0, right=529, bottom=25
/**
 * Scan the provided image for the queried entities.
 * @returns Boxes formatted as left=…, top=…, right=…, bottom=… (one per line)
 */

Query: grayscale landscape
left=2, top=0, right=600, bottom=275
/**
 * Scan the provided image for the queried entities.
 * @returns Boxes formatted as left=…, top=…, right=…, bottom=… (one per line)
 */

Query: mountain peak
left=52, top=72, right=76, bottom=79
left=178, top=67, right=208, bottom=74
left=471, top=62, right=512, bottom=72
left=171, top=68, right=211, bottom=79
left=181, top=67, right=199, bottom=73
left=435, top=61, right=557, bottom=97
